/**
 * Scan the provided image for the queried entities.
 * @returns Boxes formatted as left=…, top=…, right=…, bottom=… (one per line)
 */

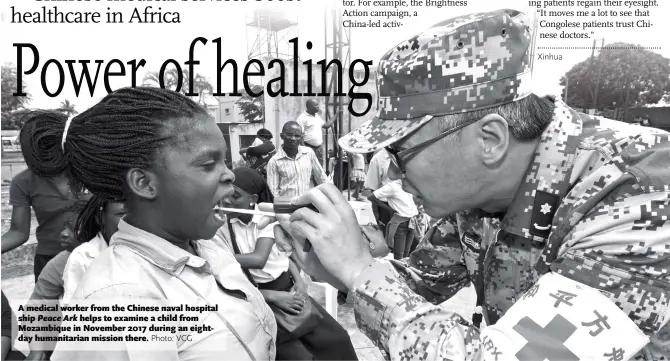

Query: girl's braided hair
left=19, top=87, right=211, bottom=201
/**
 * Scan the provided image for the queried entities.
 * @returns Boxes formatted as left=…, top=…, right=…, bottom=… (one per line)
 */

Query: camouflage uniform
left=338, top=9, right=670, bottom=361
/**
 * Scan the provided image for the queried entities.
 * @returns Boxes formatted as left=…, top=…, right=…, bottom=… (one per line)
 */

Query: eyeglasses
left=385, top=118, right=478, bottom=175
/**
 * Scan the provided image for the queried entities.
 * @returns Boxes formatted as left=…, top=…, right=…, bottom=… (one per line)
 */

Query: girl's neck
left=123, top=213, right=194, bottom=254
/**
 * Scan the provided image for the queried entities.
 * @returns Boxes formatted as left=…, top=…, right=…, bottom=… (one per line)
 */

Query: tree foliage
left=235, top=86, right=264, bottom=123
left=2, top=64, right=32, bottom=130
left=142, top=67, right=214, bottom=106
left=57, top=99, right=78, bottom=118
left=560, top=43, right=670, bottom=113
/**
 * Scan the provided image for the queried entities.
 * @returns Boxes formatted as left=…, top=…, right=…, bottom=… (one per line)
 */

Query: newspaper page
left=1, top=0, right=668, bottom=360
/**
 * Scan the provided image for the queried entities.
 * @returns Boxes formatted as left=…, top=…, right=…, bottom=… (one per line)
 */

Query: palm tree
left=58, top=99, right=78, bottom=118
left=142, top=68, right=214, bottom=106
left=192, top=74, right=214, bottom=106
left=143, top=70, right=180, bottom=90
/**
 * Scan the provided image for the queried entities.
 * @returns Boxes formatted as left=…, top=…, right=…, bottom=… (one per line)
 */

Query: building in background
left=214, top=95, right=243, bottom=123
left=626, top=106, right=670, bottom=132
left=1, top=130, right=20, bottom=153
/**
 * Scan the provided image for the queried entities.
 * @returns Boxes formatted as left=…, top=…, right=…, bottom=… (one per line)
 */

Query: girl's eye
left=202, top=161, right=216, bottom=169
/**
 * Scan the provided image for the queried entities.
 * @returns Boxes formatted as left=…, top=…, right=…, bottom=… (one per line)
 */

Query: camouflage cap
left=339, top=9, right=534, bottom=153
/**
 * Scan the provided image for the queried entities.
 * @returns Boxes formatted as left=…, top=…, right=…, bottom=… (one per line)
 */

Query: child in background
left=62, top=196, right=125, bottom=303
left=408, top=205, right=433, bottom=255
left=22, top=196, right=125, bottom=361
left=215, top=167, right=358, bottom=361
left=349, top=152, right=366, bottom=201
left=368, top=180, right=418, bottom=259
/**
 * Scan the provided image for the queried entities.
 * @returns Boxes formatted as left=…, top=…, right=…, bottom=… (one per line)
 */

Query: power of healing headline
left=11, top=37, right=375, bottom=116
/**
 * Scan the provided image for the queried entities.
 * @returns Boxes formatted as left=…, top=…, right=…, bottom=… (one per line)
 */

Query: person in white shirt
left=295, top=99, right=335, bottom=164
left=62, top=196, right=126, bottom=304
left=368, top=180, right=418, bottom=259
left=363, top=148, right=392, bottom=192
left=362, top=149, right=395, bottom=233
left=22, top=196, right=124, bottom=361
left=216, top=167, right=358, bottom=361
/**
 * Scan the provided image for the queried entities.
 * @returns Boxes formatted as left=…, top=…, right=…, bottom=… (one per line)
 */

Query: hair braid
left=19, top=110, right=71, bottom=178
left=75, top=195, right=107, bottom=244
left=20, top=87, right=211, bottom=201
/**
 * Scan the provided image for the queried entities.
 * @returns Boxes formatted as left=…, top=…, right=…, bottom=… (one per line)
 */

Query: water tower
left=246, top=9, right=299, bottom=73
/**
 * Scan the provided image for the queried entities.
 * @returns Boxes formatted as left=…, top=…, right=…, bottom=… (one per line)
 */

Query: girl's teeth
left=213, top=211, right=225, bottom=222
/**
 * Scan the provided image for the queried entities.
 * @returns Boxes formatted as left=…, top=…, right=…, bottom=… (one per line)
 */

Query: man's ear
left=476, top=114, right=510, bottom=167
left=251, top=194, right=259, bottom=204
left=125, top=168, right=159, bottom=200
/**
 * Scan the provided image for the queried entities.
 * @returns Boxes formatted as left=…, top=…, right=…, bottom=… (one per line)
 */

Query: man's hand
left=277, top=183, right=376, bottom=291
left=273, top=222, right=349, bottom=291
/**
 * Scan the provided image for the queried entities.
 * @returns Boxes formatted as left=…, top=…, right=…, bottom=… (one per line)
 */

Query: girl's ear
left=125, top=168, right=159, bottom=200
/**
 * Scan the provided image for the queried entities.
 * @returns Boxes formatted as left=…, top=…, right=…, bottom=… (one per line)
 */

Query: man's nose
left=221, top=166, right=235, bottom=184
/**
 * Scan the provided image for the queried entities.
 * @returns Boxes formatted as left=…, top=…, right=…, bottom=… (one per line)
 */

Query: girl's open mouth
left=213, top=197, right=232, bottom=222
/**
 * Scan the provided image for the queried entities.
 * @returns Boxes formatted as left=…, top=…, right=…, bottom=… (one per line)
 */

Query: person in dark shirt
left=2, top=111, right=89, bottom=282
left=240, top=128, right=276, bottom=177
left=1, top=291, right=25, bottom=361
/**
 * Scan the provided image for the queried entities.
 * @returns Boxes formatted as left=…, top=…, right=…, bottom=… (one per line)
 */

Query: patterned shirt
left=351, top=99, right=670, bottom=361
left=266, top=145, right=329, bottom=198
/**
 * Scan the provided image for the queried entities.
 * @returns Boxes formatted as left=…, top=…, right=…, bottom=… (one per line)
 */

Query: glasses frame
left=385, top=118, right=478, bottom=174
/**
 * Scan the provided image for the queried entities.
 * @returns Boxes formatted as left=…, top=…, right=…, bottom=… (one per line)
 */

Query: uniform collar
left=499, top=99, right=584, bottom=241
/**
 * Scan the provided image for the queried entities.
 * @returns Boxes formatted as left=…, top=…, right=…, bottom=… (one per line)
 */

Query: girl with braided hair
left=61, top=195, right=125, bottom=304
left=23, top=196, right=123, bottom=361
left=21, top=87, right=275, bottom=361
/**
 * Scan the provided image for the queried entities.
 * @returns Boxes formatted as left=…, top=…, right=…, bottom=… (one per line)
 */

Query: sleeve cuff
left=9, top=201, right=30, bottom=207
left=352, top=260, right=421, bottom=347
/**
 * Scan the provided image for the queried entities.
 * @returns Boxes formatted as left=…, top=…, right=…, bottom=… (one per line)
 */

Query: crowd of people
left=1, top=8, right=669, bottom=361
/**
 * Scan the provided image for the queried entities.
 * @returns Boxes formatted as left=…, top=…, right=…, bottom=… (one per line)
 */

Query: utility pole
left=591, top=38, right=605, bottom=111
